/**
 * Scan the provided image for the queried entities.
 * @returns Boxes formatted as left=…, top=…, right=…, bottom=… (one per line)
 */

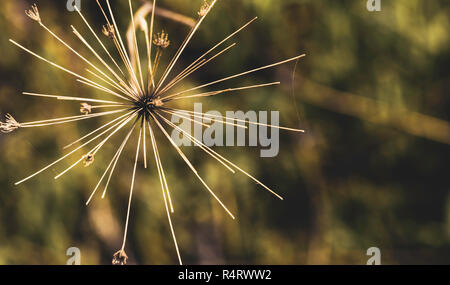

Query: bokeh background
left=0, top=0, right=449, bottom=265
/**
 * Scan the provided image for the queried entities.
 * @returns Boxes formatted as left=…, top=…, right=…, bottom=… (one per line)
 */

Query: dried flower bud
left=25, top=4, right=41, bottom=23
left=198, top=1, right=210, bottom=17
left=80, top=103, right=92, bottom=115
left=153, top=30, right=170, bottom=49
left=112, top=250, right=128, bottom=265
left=151, top=97, right=164, bottom=107
left=0, top=114, right=21, bottom=133
left=102, top=24, right=115, bottom=39
left=83, top=153, right=95, bottom=167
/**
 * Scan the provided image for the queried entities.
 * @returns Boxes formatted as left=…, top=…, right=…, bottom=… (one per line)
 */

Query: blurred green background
left=0, top=0, right=449, bottom=264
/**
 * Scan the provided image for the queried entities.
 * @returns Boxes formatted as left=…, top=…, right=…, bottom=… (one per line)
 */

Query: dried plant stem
left=22, top=92, right=123, bottom=105
left=106, top=0, right=142, bottom=95
left=157, top=17, right=258, bottom=97
left=166, top=82, right=280, bottom=101
left=15, top=113, right=137, bottom=185
left=148, top=120, right=181, bottom=264
left=9, top=39, right=129, bottom=102
left=155, top=112, right=236, bottom=174
left=163, top=54, right=306, bottom=101
left=75, top=5, right=128, bottom=83
left=150, top=113, right=236, bottom=219
left=155, top=0, right=218, bottom=93
left=128, top=0, right=145, bottom=91
left=54, top=113, right=137, bottom=180
left=156, top=112, right=284, bottom=200
left=76, top=79, right=129, bottom=101
left=120, top=122, right=142, bottom=251
left=166, top=107, right=305, bottom=133
left=85, top=69, right=133, bottom=98
left=86, top=121, right=137, bottom=205
left=142, top=118, right=148, bottom=169
left=159, top=108, right=246, bottom=130
left=63, top=111, right=135, bottom=150
left=20, top=109, right=128, bottom=128
left=147, top=0, right=157, bottom=91
left=71, top=26, right=137, bottom=99
left=147, top=120, right=174, bottom=213
left=36, top=19, right=127, bottom=98
left=159, top=43, right=237, bottom=95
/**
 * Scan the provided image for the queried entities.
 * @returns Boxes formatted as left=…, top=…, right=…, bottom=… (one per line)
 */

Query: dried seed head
left=0, top=114, right=21, bottom=133
left=112, top=250, right=128, bottom=265
left=83, top=153, right=95, bottom=167
left=80, top=103, right=92, bottom=115
left=102, top=24, right=115, bottom=39
left=198, top=1, right=211, bottom=17
left=25, top=4, right=41, bottom=23
left=153, top=30, right=170, bottom=49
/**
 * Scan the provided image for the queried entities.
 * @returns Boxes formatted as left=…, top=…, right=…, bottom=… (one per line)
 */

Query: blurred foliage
left=0, top=0, right=449, bottom=264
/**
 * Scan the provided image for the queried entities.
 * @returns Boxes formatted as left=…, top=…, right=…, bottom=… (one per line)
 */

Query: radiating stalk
left=148, top=120, right=182, bottom=264
left=150, top=113, right=235, bottom=219
left=120, top=123, right=142, bottom=252
left=162, top=54, right=306, bottom=101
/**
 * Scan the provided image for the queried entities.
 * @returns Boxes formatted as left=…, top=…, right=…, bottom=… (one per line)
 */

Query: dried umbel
left=25, top=4, right=41, bottom=23
left=6, top=0, right=306, bottom=265
left=102, top=24, right=115, bottom=39
left=112, top=249, right=128, bottom=265
left=198, top=1, right=211, bottom=17
left=153, top=30, right=170, bottom=49
left=0, top=114, right=21, bottom=133
left=80, top=103, right=92, bottom=115
left=83, top=153, right=95, bottom=167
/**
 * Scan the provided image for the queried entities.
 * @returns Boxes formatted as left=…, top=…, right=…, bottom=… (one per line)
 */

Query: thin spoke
left=128, top=0, right=145, bottom=91
left=75, top=5, right=128, bottom=80
left=71, top=26, right=138, bottom=99
left=159, top=108, right=246, bottom=130
left=20, top=109, right=128, bottom=128
left=155, top=111, right=236, bottom=174
left=162, top=54, right=306, bottom=101
left=155, top=0, right=218, bottom=93
left=101, top=115, right=142, bottom=199
left=76, top=79, right=130, bottom=101
left=156, top=112, right=284, bottom=200
left=86, top=121, right=136, bottom=205
left=9, top=39, right=128, bottom=101
left=35, top=18, right=127, bottom=98
left=54, top=112, right=135, bottom=180
left=147, top=120, right=174, bottom=213
left=158, top=43, right=236, bottom=95
left=148, top=121, right=182, bottom=264
left=164, top=17, right=257, bottom=91
left=147, top=0, right=157, bottom=91
left=106, top=0, right=142, bottom=95
left=158, top=109, right=212, bottom=129
left=63, top=110, right=134, bottom=150
left=166, top=107, right=305, bottom=133
left=142, top=118, right=148, bottom=169
left=121, top=123, right=142, bottom=251
left=165, top=82, right=280, bottom=101
left=22, top=92, right=124, bottom=105
left=85, top=69, right=134, bottom=98
left=161, top=59, right=206, bottom=94
left=150, top=112, right=235, bottom=219
left=15, top=112, right=137, bottom=185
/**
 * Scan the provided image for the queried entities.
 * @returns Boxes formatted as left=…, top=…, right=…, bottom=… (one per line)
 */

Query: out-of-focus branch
left=133, top=1, right=196, bottom=28
left=289, top=75, right=450, bottom=145
left=127, top=2, right=196, bottom=70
